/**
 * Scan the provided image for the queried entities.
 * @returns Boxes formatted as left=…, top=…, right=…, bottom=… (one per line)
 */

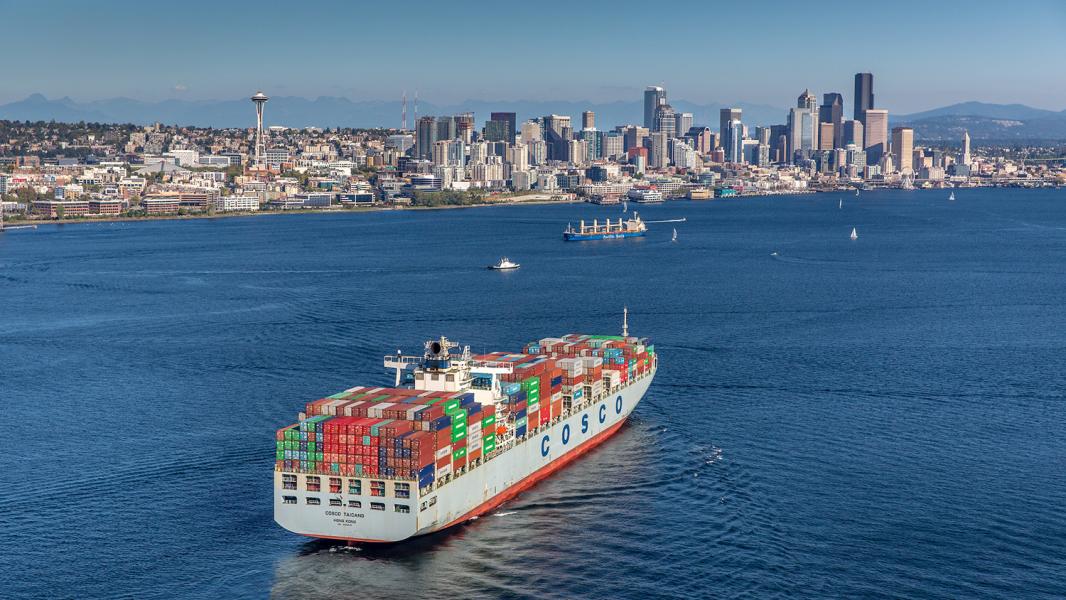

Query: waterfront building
left=892, top=127, right=914, bottom=174
left=854, top=72, right=874, bottom=123
left=863, top=109, right=889, bottom=165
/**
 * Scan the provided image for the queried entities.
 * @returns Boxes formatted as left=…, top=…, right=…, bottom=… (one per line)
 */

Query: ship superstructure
left=273, top=322, right=656, bottom=543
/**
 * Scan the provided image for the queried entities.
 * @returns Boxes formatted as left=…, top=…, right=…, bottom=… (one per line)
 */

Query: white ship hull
left=273, top=369, right=655, bottom=543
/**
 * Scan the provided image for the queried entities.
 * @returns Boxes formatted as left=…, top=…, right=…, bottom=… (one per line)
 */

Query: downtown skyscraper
left=643, top=86, right=666, bottom=130
left=854, top=73, right=874, bottom=123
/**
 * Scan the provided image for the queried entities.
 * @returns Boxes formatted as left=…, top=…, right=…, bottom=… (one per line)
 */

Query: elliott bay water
left=2, top=188, right=1066, bottom=599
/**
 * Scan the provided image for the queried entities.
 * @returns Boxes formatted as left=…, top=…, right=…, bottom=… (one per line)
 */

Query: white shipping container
left=436, top=464, right=452, bottom=479
left=368, top=402, right=396, bottom=418
left=435, top=446, right=451, bottom=460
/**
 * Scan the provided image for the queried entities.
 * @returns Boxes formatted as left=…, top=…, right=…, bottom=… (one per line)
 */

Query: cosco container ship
left=273, top=314, right=656, bottom=543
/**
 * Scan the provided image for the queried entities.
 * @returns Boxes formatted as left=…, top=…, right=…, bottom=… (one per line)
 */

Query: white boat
left=622, top=201, right=628, bottom=213
left=671, top=228, right=677, bottom=242
left=949, top=191, right=956, bottom=201
left=488, top=257, right=520, bottom=270
left=839, top=198, right=843, bottom=209
left=855, top=189, right=860, bottom=197
left=850, top=227, right=858, bottom=241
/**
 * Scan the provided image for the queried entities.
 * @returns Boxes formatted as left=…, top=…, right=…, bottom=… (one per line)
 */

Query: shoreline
left=3, top=184, right=1058, bottom=228
left=1, top=196, right=581, bottom=227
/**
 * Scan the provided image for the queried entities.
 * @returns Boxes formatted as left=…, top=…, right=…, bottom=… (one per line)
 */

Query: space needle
left=250, top=91, right=269, bottom=168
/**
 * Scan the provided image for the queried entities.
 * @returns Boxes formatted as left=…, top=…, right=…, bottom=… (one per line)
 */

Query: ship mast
left=622, top=306, right=629, bottom=337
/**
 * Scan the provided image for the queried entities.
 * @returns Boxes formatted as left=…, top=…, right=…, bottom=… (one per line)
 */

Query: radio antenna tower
left=402, top=91, right=407, bottom=130
left=413, top=91, right=418, bottom=124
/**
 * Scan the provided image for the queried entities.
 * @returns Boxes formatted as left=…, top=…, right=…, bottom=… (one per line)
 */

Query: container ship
left=563, top=213, right=647, bottom=241
left=273, top=316, right=657, bottom=543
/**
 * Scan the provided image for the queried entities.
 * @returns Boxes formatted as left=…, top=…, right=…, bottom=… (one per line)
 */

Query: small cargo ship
left=273, top=314, right=657, bottom=543
left=563, top=213, right=647, bottom=241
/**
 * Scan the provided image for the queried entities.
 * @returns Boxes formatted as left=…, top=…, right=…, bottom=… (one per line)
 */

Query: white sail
left=671, top=228, right=678, bottom=242
left=839, top=198, right=843, bottom=209
left=850, top=227, right=858, bottom=240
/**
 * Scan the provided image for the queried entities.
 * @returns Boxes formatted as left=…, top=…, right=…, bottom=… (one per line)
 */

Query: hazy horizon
left=2, top=0, right=1065, bottom=113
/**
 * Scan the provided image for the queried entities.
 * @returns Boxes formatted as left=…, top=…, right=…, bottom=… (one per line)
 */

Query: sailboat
left=839, top=198, right=843, bottom=209
left=850, top=227, right=858, bottom=241
left=671, top=228, right=678, bottom=242
left=622, top=200, right=628, bottom=213
left=948, top=190, right=955, bottom=201
left=855, top=188, right=860, bottom=197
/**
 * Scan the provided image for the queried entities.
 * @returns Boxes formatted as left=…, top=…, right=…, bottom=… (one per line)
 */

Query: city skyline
left=2, top=1, right=1065, bottom=112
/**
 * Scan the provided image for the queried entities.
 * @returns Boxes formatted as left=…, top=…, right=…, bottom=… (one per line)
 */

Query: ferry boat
left=273, top=314, right=657, bottom=543
left=563, top=213, right=647, bottom=241
left=627, top=186, right=664, bottom=203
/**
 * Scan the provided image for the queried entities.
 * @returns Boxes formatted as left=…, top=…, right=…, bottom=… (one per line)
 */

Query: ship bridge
left=384, top=336, right=513, bottom=404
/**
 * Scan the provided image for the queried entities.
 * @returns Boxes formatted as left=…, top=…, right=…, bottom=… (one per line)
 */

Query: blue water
left=3, top=189, right=1066, bottom=599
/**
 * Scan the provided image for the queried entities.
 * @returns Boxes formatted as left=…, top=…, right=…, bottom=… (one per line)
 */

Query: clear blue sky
left=3, top=0, right=1065, bottom=112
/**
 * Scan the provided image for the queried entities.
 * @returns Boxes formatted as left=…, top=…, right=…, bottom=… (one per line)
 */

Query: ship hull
left=563, top=231, right=646, bottom=241
left=273, top=369, right=655, bottom=543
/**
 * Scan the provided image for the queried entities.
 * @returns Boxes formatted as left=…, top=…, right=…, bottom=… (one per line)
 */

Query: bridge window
left=305, top=476, right=321, bottom=492
left=394, top=483, right=411, bottom=499
left=329, top=498, right=342, bottom=507
left=370, top=480, right=386, bottom=497
left=283, top=496, right=297, bottom=504
left=348, top=479, right=362, bottom=495
left=429, top=496, right=437, bottom=507
left=370, top=502, right=385, bottom=511
left=348, top=500, right=362, bottom=508
left=394, top=504, right=410, bottom=514
left=282, top=474, right=297, bottom=490
left=306, top=497, right=321, bottom=506
left=420, top=501, right=428, bottom=512
left=329, top=477, right=342, bottom=493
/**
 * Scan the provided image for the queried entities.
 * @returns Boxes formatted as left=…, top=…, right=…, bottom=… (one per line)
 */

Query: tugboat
left=488, top=257, right=520, bottom=270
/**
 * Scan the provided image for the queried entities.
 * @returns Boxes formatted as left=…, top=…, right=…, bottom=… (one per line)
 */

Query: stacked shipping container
left=276, top=334, right=654, bottom=489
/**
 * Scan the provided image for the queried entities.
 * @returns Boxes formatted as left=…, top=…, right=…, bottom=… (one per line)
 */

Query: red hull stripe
left=302, top=416, right=628, bottom=544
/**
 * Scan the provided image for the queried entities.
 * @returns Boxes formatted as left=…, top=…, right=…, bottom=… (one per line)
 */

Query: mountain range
left=2, top=94, right=1065, bottom=141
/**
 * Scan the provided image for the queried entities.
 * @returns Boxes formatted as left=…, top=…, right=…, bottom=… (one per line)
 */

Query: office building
left=582, top=111, right=595, bottom=131
left=863, top=109, right=889, bottom=165
left=542, top=114, right=572, bottom=162
left=415, top=116, right=437, bottom=160
left=819, top=122, right=835, bottom=151
left=843, top=119, right=864, bottom=147
left=644, top=86, right=667, bottom=130
left=788, top=92, right=820, bottom=160
left=485, top=112, right=516, bottom=143
left=892, top=127, right=914, bottom=174
left=720, top=108, right=741, bottom=145
left=675, top=113, right=693, bottom=138
left=725, top=119, right=744, bottom=163
left=962, top=130, right=971, bottom=166
left=854, top=73, right=874, bottom=123
left=819, top=93, right=844, bottom=148
left=654, top=103, right=677, bottom=137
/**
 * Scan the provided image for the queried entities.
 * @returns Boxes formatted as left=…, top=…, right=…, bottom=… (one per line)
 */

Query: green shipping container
left=482, top=432, right=496, bottom=444
left=308, top=442, right=316, bottom=452
left=483, top=438, right=496, bottom=453
left=443, top=398, right=461, bottom=413
left=451, top=428, right=467, bottom=443
left=452, top=447, right=468, bottom=460
left=276, top=450, right=285, bottom=460
left=482, top=414, right=496, bottom=428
